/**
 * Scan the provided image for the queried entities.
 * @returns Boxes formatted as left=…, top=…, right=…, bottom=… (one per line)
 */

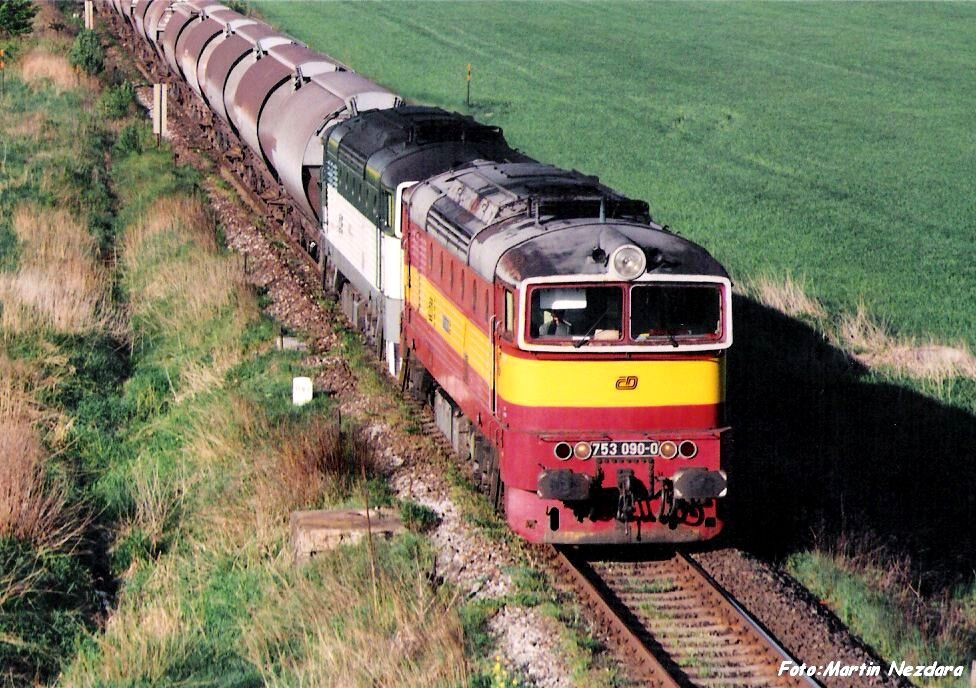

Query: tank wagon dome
left=177, top=6, right=241, bottom=96
left=250, top=44, right=345, bottom=171
left=159, top=2, right=203, bottom=74
left=199, top=19, right=275, bottom=124
left=326, top=105, right=532, bottom=194
left=173, top=4, right=230, bottom=82
left=160, top=2, right=231, bottom=75
left=407, top=160, right=727, bottom=283
left=222, top=29, right=295, bottom=136
left=195, top=15, right=257, bottom=109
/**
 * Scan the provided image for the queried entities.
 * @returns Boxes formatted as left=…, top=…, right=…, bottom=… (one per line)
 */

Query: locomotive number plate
left=592, top=441, right=658, bottom=458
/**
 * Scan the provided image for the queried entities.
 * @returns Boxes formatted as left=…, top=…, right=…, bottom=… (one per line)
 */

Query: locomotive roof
left=327, top=106, right=528, bottom=190
left=407, top=160, right=728, bottom=283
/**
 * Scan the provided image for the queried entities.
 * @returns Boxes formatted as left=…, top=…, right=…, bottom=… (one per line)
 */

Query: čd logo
left=615, top=376, right=638, bottom=390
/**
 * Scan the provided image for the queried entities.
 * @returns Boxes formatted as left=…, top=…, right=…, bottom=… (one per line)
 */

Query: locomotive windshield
left=529, top=287, right=622, bottom=342
left=527, top=282, right=723, bottom=346
left=630, top=284, right=722, bottom=342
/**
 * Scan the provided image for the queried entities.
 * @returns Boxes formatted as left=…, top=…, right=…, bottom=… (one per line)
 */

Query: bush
left=99, top=82, right=136, bottom=119
left=225, top=1, right=250, bottom=15
left=69, top=29, right=103, bottom=75
left=0, top=0, right=38, bottom=38
left=113, top=121, right=151, bottom=157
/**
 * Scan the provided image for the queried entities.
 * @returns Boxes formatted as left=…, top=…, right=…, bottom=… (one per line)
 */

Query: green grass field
left=254, top=0, right=976, bottom=349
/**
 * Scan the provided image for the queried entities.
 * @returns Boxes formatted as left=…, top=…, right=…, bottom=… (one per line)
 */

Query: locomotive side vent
left=426, top=209, right=471, bottom=254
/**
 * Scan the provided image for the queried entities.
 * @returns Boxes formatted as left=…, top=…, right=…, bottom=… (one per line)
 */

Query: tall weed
left=0, top=204, right=114, bottom=336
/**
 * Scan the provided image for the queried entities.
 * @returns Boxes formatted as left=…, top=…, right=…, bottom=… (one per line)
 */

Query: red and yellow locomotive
left=402, top=161, right=732, bottom=544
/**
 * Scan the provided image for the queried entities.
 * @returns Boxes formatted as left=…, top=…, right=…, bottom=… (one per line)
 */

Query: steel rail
left=556, top=548, right=823, bottom=688
left=677, top=552, right=823, bottom=688
left=553, top=549, right=681, bottom=687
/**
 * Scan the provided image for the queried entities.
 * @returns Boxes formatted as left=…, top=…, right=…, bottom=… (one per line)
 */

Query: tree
left=0, top=0, right=39, bottom=38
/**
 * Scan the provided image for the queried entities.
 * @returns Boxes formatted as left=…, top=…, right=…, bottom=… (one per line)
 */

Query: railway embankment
left=0, top=11, right=126, bottom=682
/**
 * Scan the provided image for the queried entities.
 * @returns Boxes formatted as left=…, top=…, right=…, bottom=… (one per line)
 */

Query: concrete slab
left=275, top=335, right=308, bottom=351
left=290, top=508, right=404, bottom=563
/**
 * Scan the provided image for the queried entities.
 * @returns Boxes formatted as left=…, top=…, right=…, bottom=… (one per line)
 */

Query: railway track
left=398, top=382, right=822, bottom=687
left=553, top=549, right=821, bottom=688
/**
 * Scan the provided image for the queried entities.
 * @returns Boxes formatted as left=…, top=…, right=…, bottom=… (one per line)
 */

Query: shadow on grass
left=725, top=295, right=976, bottom=590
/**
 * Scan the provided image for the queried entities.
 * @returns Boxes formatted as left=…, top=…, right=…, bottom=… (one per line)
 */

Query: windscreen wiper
left=574, top=308, right=610, bottom=348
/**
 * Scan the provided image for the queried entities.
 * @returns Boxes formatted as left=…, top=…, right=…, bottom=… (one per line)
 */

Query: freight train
left=102, top=0, right=732, bottom=544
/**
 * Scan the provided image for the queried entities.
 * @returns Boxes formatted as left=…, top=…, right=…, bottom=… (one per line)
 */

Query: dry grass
left=839, top=305, right=976, bottom=381
left=130, top=462, right=184, bottom=549
left=61, top=558, right=196, bottom=687
left=0, top=415, right=77, bottom=551
left=798, top=531, right=976, bottom=669
left=254, top=418, right=375, bottom=524
left=182, top=397, right=265, bottom=549
left=122, top=197, right=217, bottom=260
left=17, top=49, right=96, bottom=93
left=0, top=371, right=81, bottom=552
left=741, top=273, right=827, bottom=320
left=188, top=399, right=368, bottom=551
left=0, top=204, right=114, bottom=336
left=0, top=111, right=53, bottom=143
left=244, top=561, right=469, bottom=688
left=273, top=421, right=345, bottom=508
left=743, top=274, right=976, bottom=381
left=123, top=196, right=258, bottom=398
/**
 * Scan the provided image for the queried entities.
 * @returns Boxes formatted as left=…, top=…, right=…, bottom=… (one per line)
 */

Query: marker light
left=574, top=442, right=593, bottom=460
left=659, top=441, right=678, bottom=460
left=554, top=442, right=573, bottom=461
left=678, top=440, right=698, bottom=459
left=610, top=245, right=647, bottom=280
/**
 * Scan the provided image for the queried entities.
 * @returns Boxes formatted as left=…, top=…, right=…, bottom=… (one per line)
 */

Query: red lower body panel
left=506, top=485, right=723, bottom=544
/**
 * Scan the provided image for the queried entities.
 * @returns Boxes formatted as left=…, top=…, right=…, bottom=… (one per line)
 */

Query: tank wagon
left=101, top=0, right=732, bottom=544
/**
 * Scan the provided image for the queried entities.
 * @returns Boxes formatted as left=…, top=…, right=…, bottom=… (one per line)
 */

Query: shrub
left=68, top=29, right=103, bottom=76
left=0, top=0, right=38, bottom=38
left=113, top=121, right=150, bottom=157
left=225, top=1, right=250, bottom=15
left=99, top=82, right=136, bottom=119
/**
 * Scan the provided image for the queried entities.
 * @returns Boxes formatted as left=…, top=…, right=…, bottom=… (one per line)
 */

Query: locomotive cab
left=491, top=246, right=731, bottom=543
left=498, top=270, right=732, bottom=543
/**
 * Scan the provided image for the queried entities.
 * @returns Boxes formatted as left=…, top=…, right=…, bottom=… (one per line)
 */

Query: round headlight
left=678, top=440, right=698, bottom=459
left=554, top=442, right=573, bottom=461
left=610, top=245, right=647, bottom=280
left=659, top=440, right=678, bottom=460
left=574, top=442, right=592, bottom=460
